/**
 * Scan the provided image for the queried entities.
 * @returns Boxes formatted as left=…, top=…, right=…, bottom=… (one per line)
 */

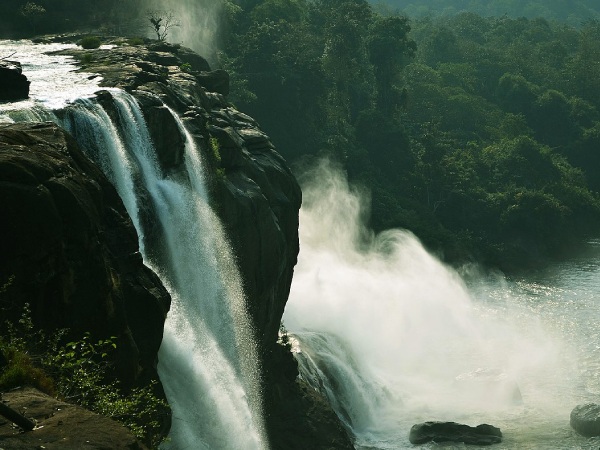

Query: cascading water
left=1, top=39, right=267, bottom=449
left=63, top=91, right=267, bottom=449
left=284, top=161, right=600, bottom=449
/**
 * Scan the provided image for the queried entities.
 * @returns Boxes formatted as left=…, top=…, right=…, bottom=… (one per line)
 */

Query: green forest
left=220, top=0, right=600, bottom=270
left=370, top=0, right=600, bottom=24
left=3, top=0, right=600, bottom=270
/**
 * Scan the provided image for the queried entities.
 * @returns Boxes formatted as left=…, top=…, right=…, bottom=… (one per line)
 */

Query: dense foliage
left=0, top=296, right=168, bottom=447
left=221, top=0, right=600, bottom=269
left=370, top=0, right=600, bottom=24
left=0, top=0, right=143, bottom=38
left=2, top=0, right=600, bottom=269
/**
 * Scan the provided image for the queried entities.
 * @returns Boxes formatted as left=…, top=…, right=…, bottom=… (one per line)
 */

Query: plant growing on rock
left=278, top=322, right=292, bottom=350
left=208, top=136, right=225, bottom=178
left=0, top=304, right=169, bottom=448
left=79, top=35, right=102, bottom=49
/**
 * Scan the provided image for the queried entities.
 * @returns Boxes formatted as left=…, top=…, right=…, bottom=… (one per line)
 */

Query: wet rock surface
left=409, top=421, right=503, bottom=445
left=0, top=122, right=170, bottom=387
left=571, top=403, right=600, bottom=437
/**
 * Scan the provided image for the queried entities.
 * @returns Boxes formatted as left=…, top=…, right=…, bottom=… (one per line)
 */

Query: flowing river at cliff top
left=284, top=161, right=600, bottom=449
left=0, top=40, right=104, bottom=118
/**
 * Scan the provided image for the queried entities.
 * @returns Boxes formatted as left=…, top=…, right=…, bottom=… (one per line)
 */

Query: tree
left=147, top=10, right=179, bottom=41
left=20, top=2, right=46, bottom=34
left=367, top=15, right=416, bottom=113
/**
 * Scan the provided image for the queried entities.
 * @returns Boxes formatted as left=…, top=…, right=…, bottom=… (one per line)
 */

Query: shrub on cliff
left=0, top=300, right=168, bottom=448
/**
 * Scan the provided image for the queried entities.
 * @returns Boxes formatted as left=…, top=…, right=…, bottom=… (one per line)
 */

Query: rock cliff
left=0, top=122, right=170, bottom=387
left=0, top=39, right=352, bottom=449
left=55, top=41, right=302, bottom=350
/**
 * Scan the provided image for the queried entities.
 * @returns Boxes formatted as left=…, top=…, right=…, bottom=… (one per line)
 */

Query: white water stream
left=63, top=92, right=267, bottom=450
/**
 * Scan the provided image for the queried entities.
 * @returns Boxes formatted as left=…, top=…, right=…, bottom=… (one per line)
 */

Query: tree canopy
left=220, top=3, right=600, bottom=270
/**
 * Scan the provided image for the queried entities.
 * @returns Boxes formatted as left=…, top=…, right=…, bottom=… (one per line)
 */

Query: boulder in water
left=409, top=421, right=502, bottom=445
left=0, top=60, right=30, bottom=101
left=571, top=403, right=600, bottom=437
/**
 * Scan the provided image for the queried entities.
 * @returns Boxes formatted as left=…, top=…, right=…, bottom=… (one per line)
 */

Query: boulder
left=409, top=421, right=502, bottom=445
left=196, top=69, right=229, bottom=96
left=571, top=403, right=600, bottom=437
left=0, top=61, right=30, bottom=101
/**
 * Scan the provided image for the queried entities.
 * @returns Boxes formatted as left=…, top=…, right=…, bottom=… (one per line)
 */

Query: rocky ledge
left=0, top=387, right=147, bottom=449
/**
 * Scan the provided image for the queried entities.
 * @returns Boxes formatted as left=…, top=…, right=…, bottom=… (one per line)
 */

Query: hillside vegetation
left=221, top=0, right=600, bottom=269
left=2, top=0, right=600, bottom=270
left=370, top=0, right=600, bottom=25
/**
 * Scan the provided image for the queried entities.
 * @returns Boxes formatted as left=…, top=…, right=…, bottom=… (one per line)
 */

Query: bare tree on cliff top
left=147, top=10, right=180, bottom=41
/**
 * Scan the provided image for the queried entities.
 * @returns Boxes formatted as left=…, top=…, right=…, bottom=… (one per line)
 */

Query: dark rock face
left=571, top=403, right=600, bottom=437
left=263, top=345, right=354, bottom=450
left=0, top=387, right=147, bottom=449
left=196, top=69, right=229, bottom=96
left=0, top=122, right=170, bottom=387
left=409, top=421, right=503, bottom=445
left=0, top=61, right=30, bottom=101
left=58, top=42, right=301, bottom=354
left=43, top=39, right=348, bottom=449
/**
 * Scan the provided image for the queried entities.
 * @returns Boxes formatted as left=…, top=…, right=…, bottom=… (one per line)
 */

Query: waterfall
left=284, top=161, right=568, bottom=449
left=62, top=90, right=267, bottom=449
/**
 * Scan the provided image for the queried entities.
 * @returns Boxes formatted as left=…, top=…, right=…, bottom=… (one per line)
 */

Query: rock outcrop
left=0, top=122, right=170, bottom=387
left=0, top=387, right=147, bottom=449
left=2, top=38, right=349, bottom=449
left=0, top=61, right=30, bottom=101
left=56, top=41, right=302, bottom=353
left=571, top=403, right=600, bottom=437
left=409, top=421, right=503, bottom=445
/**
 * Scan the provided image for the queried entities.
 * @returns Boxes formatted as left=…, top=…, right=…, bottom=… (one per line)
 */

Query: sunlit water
left=0, top=40, right=102, bottom=120
left=284, top=161, right=600, bottom=450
